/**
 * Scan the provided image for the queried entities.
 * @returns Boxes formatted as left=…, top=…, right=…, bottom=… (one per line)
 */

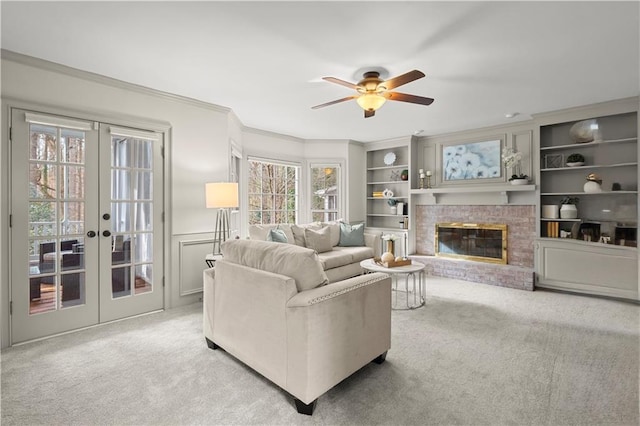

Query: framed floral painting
left=441, top=139, right=503, bottom=183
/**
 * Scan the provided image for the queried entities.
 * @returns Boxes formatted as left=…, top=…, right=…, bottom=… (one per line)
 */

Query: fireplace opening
left=435, top=223, right=507, bottom=264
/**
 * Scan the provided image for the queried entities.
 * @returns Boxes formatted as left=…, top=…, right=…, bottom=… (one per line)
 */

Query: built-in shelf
left=367, top=196, right=409, bottom=200
left=540, top=218, right=581, bottom=222
left=367, top=164, right=409, bottom=171
left=367, top=181, right=409, bottom=185
left=367, top=213, right=409, bottom=217
left=540, top=137, right=637, bottom=151
left=541, top=162, right=637, bottom=172
left=541, top=191, right=638, bottom=196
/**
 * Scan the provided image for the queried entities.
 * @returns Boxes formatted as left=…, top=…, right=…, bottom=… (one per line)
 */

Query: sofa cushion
left=304, top=226, right=333, bottom=253
left=338, top=222, right=365, bottom=247
left=221, top=239, right=328, bottom=292
left=249, top=224, right=295, bottom=245
left=332, top=246, right=374, bottom=263
left=267, top=228, right=288, bottom=243
left=316, top=249, right=356, bottom=270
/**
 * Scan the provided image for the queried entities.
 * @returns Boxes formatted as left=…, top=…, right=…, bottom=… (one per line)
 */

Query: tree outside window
left=310, top=165, right=339, bottom=222
left=248, top=159, right=299, bottom=225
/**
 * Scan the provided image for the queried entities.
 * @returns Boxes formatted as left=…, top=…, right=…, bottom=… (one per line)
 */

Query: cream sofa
left=203, top=239, right=391, bottom=415
left=248, top=221, right=380, bottom=282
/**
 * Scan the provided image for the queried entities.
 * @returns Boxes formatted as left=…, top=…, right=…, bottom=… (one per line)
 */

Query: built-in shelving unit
left=365, top=140, right=411, bottom=234
left=534, top=101, right=638, bottom=300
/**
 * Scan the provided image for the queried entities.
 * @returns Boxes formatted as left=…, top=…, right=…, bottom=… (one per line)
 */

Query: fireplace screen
left=435, top=223, right=507, bottom=264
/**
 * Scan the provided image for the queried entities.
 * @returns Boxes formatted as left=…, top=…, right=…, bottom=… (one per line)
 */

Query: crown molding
left=1, top=49, right=231, bottom=114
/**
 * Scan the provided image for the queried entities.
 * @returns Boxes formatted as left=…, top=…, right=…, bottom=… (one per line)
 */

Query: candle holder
left=426, top=175, right=432, bottom=189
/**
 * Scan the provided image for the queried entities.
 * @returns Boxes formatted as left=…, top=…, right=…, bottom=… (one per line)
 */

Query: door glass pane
left=112, top=202, right=131, bottom=233
left=61, top=272, right=84, bottom=308
left=134, top=233, right=152, bottom=263
left=29, top=163, right=57, bottom=198
left=112, top=266, right=131, bottom=299
left=134, top=171, right=152, bottom=199
left=133, top=139, right=152, bottom=169
left=29, top=201, right=56, bottom=236
left=28, top=123, right=87, bottom=315
left=134, top=264, right=152, bottom=295
left=134, top=203, right=152, bottom=231
left=29, top=125, right=57, bottom=161
left=61, top=165, right=85, bottom=199
left=59, top=201, right=84, bottom=235
left=111, top=170, right=130, bottom=200
left=112, top=137, right=130, bottom=168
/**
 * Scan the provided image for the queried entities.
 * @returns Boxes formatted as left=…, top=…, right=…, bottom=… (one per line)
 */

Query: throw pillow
left=338, top=222, right=365, bottom=247
left=290, top=224, right=307, bottom=247
left=304, top=226, right=333, bottom=253
left=267, top=228, right=288, bottom=243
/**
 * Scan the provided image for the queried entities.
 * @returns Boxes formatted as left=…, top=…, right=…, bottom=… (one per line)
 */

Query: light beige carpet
left=2, top=276, right=638, bottom=425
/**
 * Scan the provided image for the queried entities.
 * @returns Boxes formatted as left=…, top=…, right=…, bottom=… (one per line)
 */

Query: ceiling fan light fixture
left=357, top=93, right=387, bottom=112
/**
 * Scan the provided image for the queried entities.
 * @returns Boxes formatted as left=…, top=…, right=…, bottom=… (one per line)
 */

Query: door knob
left=102, top=213, right=111, bottom=220
left=102, top=230, right=112, bottom=237
left=87, top=230, right=97, bottom=238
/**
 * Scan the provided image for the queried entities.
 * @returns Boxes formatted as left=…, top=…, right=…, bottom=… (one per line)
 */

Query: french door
left=10, top=109, right=164, bottom=344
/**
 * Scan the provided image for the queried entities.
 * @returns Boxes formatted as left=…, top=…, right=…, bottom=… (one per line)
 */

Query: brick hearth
left=413, top=205, right=536, bottom=290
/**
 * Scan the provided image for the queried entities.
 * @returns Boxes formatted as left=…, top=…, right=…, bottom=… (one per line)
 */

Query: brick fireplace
left=413, top=205, right=536, bottom=290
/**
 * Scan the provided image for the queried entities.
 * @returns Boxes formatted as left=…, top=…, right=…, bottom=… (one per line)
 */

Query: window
left=248, top=158, right=299, bottom=225
left=310, top=164, right=340, bottom=222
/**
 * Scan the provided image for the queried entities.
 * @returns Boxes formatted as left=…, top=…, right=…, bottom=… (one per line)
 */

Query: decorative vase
left=560, top=204, right=578, bottom=219
left=385, top=240, right=395, bottom=256
left=380, top=251, right=394, bottom=263
left=389, top=206, right=397, bottom=215
left=542, top=205, right=560, bottom=219
left=400, top=170, right=408, bottom=181
left=583, top=180, right=602, bottom=193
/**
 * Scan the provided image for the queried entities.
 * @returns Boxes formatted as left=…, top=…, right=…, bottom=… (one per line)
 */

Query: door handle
left=103, top=213, right=110, bottom=220
left=102, top=230, right=112, bottom=237
left=87, top=230, right=97, bottom=238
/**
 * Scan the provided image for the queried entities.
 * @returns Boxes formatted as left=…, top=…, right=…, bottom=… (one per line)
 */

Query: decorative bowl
left=569, top=119, right=598, bottom=143
left=510, top=178, right=529, bottom=185
left=566, top=162, right=585, bottom=167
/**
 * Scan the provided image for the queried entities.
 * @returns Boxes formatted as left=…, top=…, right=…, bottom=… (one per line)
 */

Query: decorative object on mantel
left=559, top=196, right=579, bottom=219
left=566, top=153, right=585, bottom=167
left=418, top=169, right=425, bottom=189
left=583, top=173, right=603, bottom=193
left=425, top=170, right=432, bottom=188
left=569, top=119, right=600, bottom=143
left=502, top=147, right=529, bottom=184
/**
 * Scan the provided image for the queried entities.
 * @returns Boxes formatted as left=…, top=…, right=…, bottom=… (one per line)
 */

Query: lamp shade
left=205, top=182, right=239, bottom=208
left=356, top=93, right=387, bottom=111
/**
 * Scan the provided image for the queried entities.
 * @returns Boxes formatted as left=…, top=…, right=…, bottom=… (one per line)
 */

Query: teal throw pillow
left=267, top=228, right=288, bottom=243
left=339, top=222, right=365, bottom=247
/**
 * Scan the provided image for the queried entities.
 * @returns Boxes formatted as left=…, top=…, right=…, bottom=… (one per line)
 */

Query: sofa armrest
left=206, top=260, right=298, bottom=389
left=364, top=231, right=381, bottom=257
left=285, top=272, right=391, bottom=404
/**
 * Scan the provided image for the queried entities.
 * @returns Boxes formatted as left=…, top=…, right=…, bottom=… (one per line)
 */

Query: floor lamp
left=205, top=182, right=239, bottom=255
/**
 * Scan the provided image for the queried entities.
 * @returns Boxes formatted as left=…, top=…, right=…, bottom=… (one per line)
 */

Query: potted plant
left=502, top=147, right=528, bottom=184
left=566, top=153, right=585, bottom=167
left=560, top=196, right=579, bottom=219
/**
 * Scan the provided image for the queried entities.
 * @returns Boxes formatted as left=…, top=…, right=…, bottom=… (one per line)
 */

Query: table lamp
left=205, top=182, right=239, bottom=255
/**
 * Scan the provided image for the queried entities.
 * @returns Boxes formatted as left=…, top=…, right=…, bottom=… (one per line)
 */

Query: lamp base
left=212, top=208, right=230, bottom=255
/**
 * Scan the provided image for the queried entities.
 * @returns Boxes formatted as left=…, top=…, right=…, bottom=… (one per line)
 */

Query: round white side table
left=360, top=259, right=426, bottom=309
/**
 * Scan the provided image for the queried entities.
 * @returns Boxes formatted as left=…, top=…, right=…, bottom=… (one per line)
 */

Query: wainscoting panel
left=178, top=238, right=215, bottom=296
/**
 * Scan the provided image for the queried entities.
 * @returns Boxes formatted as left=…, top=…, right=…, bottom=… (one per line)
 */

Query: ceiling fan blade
left=364, top=109, right=375, bottom=118
left=382, top=70, right=426, bottom=90
left=311, top=95, right=358, bottom=109
left=384, top=91, right=434, bottom=106
left=322, top=77, right=358, bottom=90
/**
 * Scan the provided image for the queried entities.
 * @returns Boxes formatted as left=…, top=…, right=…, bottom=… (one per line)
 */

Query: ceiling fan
left=312, top=69, right=434, bottom=118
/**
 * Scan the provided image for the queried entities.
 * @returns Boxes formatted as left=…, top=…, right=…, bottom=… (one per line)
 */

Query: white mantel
left=411, top=184, right=536, bottom=205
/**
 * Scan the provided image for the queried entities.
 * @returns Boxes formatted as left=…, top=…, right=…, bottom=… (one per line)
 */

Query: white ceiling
left=2, top=1, right=638, bottom=142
